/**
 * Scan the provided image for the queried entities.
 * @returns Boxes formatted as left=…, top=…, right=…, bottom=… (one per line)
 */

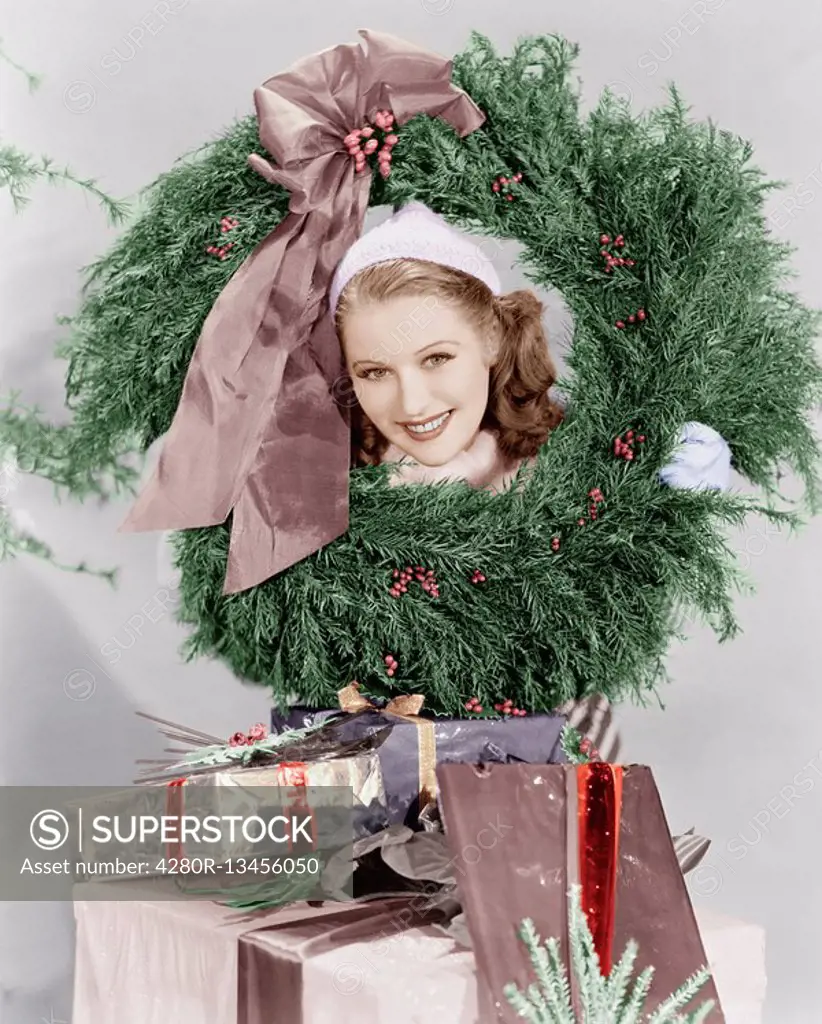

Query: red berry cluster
left=463, top=695, right=528, bottom=716
left=389, top=565, right=440, bottom=599
left=494, top=696, right=528, bottom=717
left=550, top=535, right=561, bottom=553
left=587, top=487, right=604, bottom=521
left=579, top=737, right=602, bottom=761
left=206, top=216, right=240, bottom=260
left=383, top=653, right=399, bottom=677
left=577, top=486, right=605, bottom=526
left=344, top=110, right=398, bottom=180
left=492, top=171, right=523, bottom=201
left=228, top=721, right=268, bottom=747
left=470, top=568, right=487, bottom=585
left=613, top=428, right=645, bottom=461
left=599, top=232, right=635, bottom=272
left=615, top=308, right=647, bottom=329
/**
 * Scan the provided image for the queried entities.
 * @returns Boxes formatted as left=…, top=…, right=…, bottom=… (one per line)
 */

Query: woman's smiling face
left=341, top=294, right=496, bottom=465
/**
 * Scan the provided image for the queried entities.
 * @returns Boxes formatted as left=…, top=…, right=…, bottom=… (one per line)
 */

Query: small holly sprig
left=227, top=721, right=268, bottom=747
left=560, top=724, right=600, bottom=764
left=165, top=720, right=329, bottom=771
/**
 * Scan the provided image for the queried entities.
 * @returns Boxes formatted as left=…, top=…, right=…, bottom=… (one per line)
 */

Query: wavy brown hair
left=333, top=258, right=564, bottom=466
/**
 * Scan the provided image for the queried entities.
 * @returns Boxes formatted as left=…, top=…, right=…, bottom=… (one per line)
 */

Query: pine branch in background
left=0, top=509, right=118, bottom=585
left=0, top=391, right=140, bottom=499
left=0, top=39, right=131, bottom=219
left=0, top=141, right=132, bottom=220
left=0, top=35, right=41, bottom=90
left=0, top=36, right=134, bottom=582
left=503, top=885, right=715, bottom=1023
left=0, top=413, right=127, bottom=584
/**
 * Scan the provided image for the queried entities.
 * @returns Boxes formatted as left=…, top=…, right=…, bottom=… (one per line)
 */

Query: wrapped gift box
left=435, top=761, right=726, bottom=1020
left=72, top=878, right=766, bottom=1023
left=73, top=753, right=388, bottom=879
left=273, top=703, right=567, bottom=826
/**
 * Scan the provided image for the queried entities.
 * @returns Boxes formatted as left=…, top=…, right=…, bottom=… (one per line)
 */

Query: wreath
left=35, top=32, right=822, bottom=717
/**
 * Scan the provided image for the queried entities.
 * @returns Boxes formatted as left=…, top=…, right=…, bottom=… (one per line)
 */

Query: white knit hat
left=329, top=201, right=501, bottom=314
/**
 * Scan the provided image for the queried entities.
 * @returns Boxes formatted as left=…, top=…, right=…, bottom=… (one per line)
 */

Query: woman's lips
left=400, top=410, right=453, bottom=442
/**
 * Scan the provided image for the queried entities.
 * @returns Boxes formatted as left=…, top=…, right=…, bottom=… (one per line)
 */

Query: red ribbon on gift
left=577, top=762, right=624, bottom=975
left=276, top=761, right=309, bottom=788
left=164, top=777, right=189, bottom=862
left=276, top=761, right=318, bottom=852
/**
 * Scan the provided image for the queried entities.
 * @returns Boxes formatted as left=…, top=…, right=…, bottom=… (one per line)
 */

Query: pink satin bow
left=119, top=28, right=486, bottom=594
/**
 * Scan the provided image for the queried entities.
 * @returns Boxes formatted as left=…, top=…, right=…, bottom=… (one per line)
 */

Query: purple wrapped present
left=272, top=689, right=567, bottom=827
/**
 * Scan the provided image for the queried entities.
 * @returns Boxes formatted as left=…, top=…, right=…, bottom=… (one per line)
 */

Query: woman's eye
left=357, top=353, right=452, bottom=380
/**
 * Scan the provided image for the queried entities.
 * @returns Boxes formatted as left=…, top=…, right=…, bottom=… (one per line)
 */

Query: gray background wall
left=1, top=2, right=820, bottom=1022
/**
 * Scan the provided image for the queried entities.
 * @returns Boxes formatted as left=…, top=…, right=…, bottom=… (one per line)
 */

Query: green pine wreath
left=47, top=32, right=822, bottom=716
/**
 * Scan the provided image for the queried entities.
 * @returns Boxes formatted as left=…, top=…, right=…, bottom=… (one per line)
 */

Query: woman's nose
left=396, top=371, right=431, bottom=418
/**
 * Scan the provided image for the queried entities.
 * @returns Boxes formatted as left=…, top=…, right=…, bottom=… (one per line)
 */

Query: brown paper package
left=436, top=762, right=724, bottom=1023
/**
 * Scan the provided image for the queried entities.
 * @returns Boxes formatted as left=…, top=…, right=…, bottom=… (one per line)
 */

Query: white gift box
left=72, top=879, right=765, bottom=1023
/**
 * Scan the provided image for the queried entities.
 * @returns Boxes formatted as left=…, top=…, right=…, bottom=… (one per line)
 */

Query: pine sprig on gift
left=136, top=719, right=332, bottom=777
left=504, top=885, right=715, bottom=1023
left=560, top=725, right=595, bottom=764
left=2, top=32, right=821, bottom=714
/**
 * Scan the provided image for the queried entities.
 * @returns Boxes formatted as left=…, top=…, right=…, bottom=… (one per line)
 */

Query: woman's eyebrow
left=417, top=339, right=459, bottom=353
left=351, top=356, right=389, bottom=370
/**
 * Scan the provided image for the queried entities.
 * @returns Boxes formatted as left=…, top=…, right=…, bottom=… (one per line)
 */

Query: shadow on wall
left=0, top=558, right=168, bottom=787
left=0, top=557, right=171, bottom=1024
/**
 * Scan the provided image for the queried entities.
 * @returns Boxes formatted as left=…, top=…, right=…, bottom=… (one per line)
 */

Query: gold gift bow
left=337, top=683, right=437, bottom=810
